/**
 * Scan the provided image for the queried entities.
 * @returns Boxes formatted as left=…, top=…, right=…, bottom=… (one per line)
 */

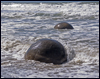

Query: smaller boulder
left=54, top=22, right=74, bottom=29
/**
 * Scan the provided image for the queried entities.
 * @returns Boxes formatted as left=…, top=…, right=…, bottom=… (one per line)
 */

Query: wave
left=1, top=2, right=99, bottom=20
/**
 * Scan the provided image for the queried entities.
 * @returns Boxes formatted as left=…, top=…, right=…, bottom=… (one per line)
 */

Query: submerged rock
left=54, top=22, right=74, bottom=29
left=24, top=38, right=67, bottom=64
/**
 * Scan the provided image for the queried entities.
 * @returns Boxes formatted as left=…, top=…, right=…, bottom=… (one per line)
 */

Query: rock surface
left=24, top=39, right=67, bottom=64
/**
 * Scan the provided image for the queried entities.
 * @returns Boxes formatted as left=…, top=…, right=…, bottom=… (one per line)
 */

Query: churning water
left=1, top=1, right=99, bottom=78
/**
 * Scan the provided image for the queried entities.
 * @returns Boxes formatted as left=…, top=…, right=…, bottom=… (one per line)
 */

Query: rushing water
left=1, top=1, right=99, bottom=78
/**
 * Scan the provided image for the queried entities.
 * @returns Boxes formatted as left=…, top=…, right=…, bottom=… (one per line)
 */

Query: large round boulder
left=54, top=22, right=74, bottom=29
left=24, top=39, right=67, bottom=64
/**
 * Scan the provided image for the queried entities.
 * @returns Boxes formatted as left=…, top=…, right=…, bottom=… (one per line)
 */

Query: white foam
left=1, top=2, right=99, bottom=20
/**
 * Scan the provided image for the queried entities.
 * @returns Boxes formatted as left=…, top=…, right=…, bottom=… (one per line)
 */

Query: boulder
left=54, top=22, right=74, bottom=29
left=24, top=39, right=67, bottom=64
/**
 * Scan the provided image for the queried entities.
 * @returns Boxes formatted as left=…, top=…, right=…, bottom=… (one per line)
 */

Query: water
left=1, top=1, right=99, bottom=78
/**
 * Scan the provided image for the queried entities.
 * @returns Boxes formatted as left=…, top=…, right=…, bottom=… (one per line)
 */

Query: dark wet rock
left=24, top=39, right=67, bottom=64
left=54, top=22, right=74, bottom=29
